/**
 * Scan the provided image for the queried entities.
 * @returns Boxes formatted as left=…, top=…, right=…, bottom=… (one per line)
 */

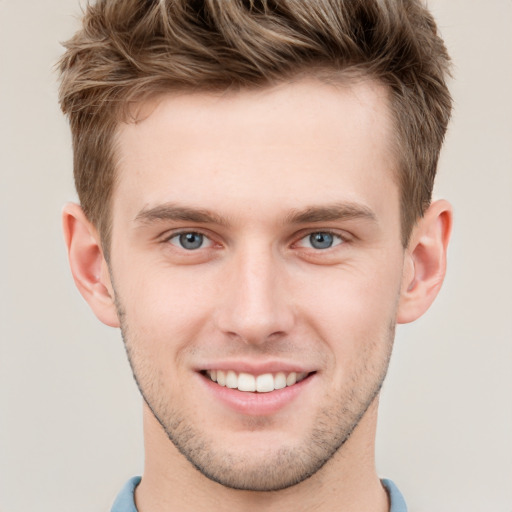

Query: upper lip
left=195, top=360, right=316, bottom=375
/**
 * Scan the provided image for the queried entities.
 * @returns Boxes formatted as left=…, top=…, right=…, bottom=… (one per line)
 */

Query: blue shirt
left=111, top=476, right=407, bottom=511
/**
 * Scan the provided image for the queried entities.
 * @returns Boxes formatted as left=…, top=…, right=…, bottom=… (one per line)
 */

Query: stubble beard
left=116, top=299, right=395, bottom=492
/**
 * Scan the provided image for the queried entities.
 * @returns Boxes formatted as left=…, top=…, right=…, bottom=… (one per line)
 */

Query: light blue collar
left=111, top=476, right=407, bottom=511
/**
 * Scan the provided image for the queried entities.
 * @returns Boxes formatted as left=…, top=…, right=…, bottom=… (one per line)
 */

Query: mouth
left=201, top=369, right=312, bottom=393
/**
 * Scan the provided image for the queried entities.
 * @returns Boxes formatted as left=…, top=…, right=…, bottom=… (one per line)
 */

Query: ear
left=397, top=199, right=453, bottom=324
left=62, top=203, right=120, bottom=328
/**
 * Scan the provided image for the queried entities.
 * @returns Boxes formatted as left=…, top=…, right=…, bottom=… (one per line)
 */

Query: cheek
left=294, top=261, right=402, bottom=353
left=114, top=261, right=219, bottom=353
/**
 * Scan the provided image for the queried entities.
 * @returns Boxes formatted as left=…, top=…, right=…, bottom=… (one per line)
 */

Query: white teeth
left=286, top=372, right=297, bottom=386
left=274, top=372, right=287, bottom=390
left=256, top=373, right=274, bottom=393
left=205, top=369, right=309, bottom=392
left=238, top=372, right=256, bottom=392
left=226, top=370, right=238, bottom=389
left=217, top=370, right=226, bottom=386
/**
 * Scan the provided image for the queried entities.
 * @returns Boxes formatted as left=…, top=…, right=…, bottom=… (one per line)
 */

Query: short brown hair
left=59, top=0, right=452, bottom=254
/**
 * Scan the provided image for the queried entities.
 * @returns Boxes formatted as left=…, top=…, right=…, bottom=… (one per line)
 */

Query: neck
left=135, top=399, right=389, bottom=512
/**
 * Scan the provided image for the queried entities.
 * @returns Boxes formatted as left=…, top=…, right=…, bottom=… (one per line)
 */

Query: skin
left=63, top=78, right=452, bottom=512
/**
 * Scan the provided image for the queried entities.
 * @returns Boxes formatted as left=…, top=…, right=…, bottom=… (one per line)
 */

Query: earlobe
left=62, top=203, right=120, bottom=328
left=397, top=199, right=453, bottom=324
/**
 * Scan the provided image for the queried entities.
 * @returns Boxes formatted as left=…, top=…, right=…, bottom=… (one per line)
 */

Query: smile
left=204, top=370, right=309, bottom=393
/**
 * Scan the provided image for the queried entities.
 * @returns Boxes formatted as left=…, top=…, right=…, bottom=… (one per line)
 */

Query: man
left=58, top=1, right=452, bottom=510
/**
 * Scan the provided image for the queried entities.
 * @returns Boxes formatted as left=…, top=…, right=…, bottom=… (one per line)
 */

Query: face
left=109, top=79, right=406, bottom=491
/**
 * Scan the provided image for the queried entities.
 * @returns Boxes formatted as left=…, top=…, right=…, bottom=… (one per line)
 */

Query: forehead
left=113, top=78, right=398, bottom=227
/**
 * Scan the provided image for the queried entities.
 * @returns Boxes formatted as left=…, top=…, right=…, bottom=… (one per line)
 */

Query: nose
left=214, top=243, right=295, bottom=345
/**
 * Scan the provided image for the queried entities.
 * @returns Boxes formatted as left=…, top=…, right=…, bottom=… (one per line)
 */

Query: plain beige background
left=1, top=1, right=511, bottom=511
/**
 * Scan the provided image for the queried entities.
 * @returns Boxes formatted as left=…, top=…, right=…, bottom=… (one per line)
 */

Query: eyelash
left=163, top=229, right=348, bottom=252
left=166, top=231, right=214, bottom=250
left=294, top=230, right=345, bottom=250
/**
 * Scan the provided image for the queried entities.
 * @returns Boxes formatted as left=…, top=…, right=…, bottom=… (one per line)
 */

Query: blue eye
left=299, top=232, right=343, bottom=250
left=169, top=232, right=211, bottom=250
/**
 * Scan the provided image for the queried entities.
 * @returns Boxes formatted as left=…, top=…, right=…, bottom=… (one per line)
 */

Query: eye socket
left=297, top=231, right=344, bottom=250
left=168, top=232, right=213, bottom=250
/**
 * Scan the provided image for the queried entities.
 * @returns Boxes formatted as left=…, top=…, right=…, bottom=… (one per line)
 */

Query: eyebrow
left=134, top=201, right=377, bottom=227
left=134, top=204, right=230, bottom=227
left=285, top=202, right=377, bottom=224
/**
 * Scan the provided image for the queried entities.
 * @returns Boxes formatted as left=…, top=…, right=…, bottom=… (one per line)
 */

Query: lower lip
left=198, top=373, right=315, bottom=416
